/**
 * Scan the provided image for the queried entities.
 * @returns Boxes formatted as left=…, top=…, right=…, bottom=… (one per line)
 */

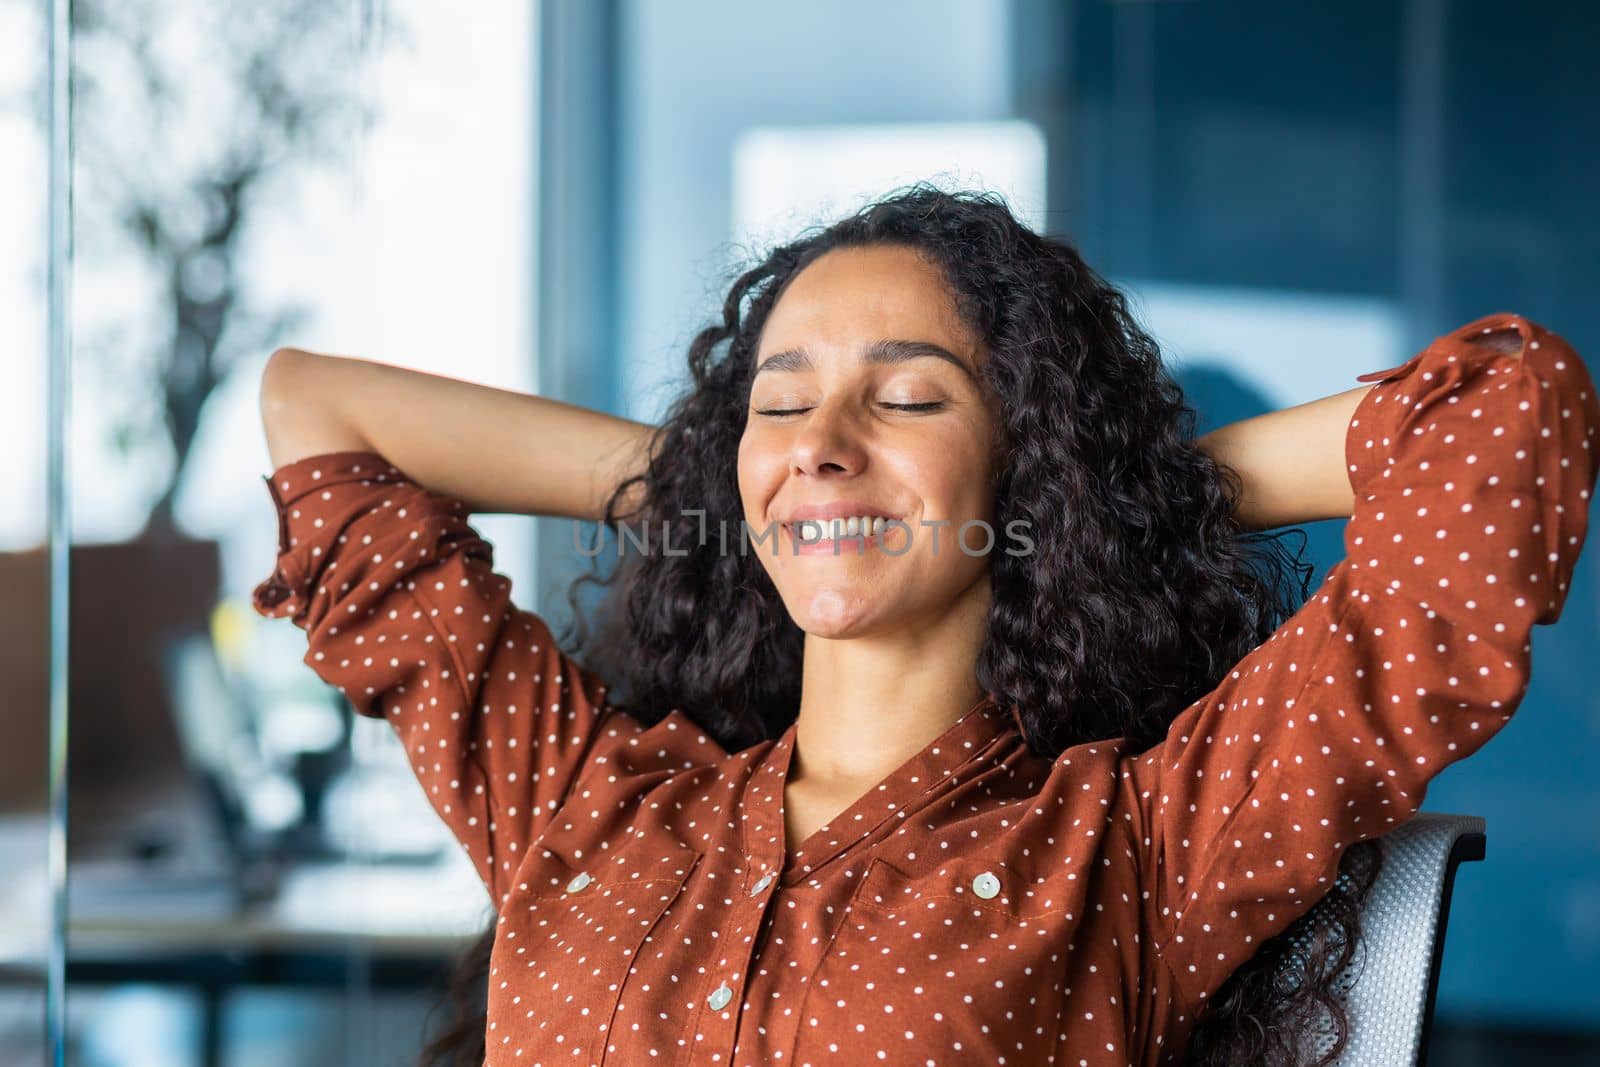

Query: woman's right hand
left=258, top=347, right=655, bottom=520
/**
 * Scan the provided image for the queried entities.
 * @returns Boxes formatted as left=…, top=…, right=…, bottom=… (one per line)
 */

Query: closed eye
left=753, top=401, right=947, bottom=417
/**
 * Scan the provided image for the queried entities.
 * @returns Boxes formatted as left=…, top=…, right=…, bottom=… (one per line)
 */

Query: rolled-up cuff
left=249, top=450, right=398, bottom=623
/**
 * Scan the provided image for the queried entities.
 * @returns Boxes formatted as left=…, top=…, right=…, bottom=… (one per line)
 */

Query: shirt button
left=750, top=873, right=773, bottom=896
left=971, top=872, right=1001, bottom=899
left=707, top=983, right=734, bottom=1011
left=565, top=872, right=592, bottom=894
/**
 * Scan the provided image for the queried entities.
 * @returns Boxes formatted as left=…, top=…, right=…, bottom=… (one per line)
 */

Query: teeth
left=791, top=515, right=890, bottom=543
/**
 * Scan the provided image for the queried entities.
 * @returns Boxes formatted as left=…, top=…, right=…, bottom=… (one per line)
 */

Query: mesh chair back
left=1290, top=812, right=1486, bottom=1066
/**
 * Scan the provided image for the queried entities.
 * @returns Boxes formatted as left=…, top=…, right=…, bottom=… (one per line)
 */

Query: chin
left=789, top=588, right=885, bottom=639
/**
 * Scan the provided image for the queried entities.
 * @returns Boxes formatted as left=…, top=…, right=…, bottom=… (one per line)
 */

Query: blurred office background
left=2, top=0, right=1596, bottom=1063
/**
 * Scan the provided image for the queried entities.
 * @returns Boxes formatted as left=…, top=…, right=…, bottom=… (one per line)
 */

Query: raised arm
left=1196, top=380, right=1374, bottom=530
left=252, top=353, right=656, bottom=905
left=259, top=346, right=655, bottom=520
left=1120, top=312, right=1600, bottom=1009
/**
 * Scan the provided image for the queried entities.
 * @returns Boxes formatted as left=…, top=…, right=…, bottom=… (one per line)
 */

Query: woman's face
left=737, top=244, right=1002, bottom=639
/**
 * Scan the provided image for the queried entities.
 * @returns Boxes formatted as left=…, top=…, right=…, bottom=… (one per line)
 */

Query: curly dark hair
left=415, top=183, right=1385, bottom=1067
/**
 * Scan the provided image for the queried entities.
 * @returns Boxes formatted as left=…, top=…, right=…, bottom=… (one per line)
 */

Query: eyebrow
left=753, top=338, right=975, bottom=379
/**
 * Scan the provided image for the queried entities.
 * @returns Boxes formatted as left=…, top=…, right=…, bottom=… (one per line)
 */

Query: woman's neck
left=788, top=574, right=990, bottom=791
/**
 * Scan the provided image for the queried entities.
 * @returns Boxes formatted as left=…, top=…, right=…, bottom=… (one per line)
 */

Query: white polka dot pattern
left=248, top=312, right=1598, bottom=1066
left=1120, top=313, right=1599, bottom=1025
left=250, top=456, right=620, bottom=908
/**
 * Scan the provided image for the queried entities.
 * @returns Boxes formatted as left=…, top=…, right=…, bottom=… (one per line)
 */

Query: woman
left=253, top=185, right=1597, bottom=1066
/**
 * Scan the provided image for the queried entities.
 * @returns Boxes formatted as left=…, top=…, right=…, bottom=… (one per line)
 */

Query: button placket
left=686, top=863, right=780, bottom=1063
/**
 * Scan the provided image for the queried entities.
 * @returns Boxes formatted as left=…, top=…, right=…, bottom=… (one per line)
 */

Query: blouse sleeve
left=250, top=449, right=617, bottom=906
left=1120, top=312, right=1600, bottom=1007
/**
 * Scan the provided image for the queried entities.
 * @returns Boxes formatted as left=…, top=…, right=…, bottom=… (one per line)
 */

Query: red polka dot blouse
left=252, top=312, right=1598, bottom=1066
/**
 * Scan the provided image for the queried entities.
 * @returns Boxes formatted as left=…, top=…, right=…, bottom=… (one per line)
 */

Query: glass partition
left=0, top=0, right=61, bottom=1061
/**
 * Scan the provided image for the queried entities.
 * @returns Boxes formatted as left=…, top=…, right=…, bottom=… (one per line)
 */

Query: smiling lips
left=787, top=515, right=890, bottom=544
left=778, top=500, right=902, bottom=554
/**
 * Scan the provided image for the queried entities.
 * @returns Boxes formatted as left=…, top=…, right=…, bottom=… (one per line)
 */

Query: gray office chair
left=1286, top=812, right=1487, bottom=1066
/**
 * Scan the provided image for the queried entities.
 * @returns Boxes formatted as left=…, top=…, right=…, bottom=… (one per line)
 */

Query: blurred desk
left=61, top=856, right=490, bottom=1067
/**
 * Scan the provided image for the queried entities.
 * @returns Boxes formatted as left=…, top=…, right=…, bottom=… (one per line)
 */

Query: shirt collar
left=740, top=694, right=1017, bottom=885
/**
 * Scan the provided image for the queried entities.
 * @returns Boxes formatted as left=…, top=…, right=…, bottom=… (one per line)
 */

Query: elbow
left=261, top=346, right=347, bottom=427
left=263, top=346, right=316, bottom=392
left=261, top=347, right=311, bottom=404
left=259, top=349, right=371, bottom=468
left=260, top=349, right=312, bottom=437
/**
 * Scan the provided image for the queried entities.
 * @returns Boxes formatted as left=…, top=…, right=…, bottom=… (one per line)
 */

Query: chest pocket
left=489, top=835, right=700, bottom=1064
left=789, top=852, right=1072, bottom=1067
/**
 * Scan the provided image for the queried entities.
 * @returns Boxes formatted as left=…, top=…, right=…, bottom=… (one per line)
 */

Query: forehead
left=757, top=245, right=977, bottom=360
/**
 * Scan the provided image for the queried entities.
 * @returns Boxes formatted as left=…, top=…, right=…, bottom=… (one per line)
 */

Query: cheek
left=897, top=434, right=995, bottom=517
left=736, top=432, right=778, bottom=515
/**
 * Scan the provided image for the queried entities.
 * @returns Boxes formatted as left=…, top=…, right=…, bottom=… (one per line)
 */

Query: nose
left=789, top=398, right=868, bottom=478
